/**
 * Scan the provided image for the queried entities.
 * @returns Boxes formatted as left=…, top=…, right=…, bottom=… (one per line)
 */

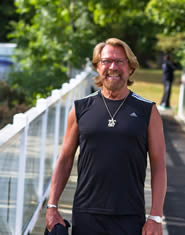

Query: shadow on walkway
left=162, top=114, right=185, bottom=235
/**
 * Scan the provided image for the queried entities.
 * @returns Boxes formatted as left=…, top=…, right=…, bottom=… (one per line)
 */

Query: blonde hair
left=92, top=38, right=139, bottom=87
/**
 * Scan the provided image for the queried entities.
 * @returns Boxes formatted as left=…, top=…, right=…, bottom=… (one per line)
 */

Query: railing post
left=62, top=83, right=71, bottom=131
left=14, top=113, right=28, bottom=235
left=52, top=90, right=61, bottom=168
left=82, top=80, right=86, bottom=97
left=37, top=99, right=48, bottom=200
left=178, top=71, right=185, bottom=121
left=70, top=78, right=78, bottom=103
left=75, top=74, right=82, bottom=100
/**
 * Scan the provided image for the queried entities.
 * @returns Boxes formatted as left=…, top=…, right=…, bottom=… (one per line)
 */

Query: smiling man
left=46, top=38, right=167, bottom=235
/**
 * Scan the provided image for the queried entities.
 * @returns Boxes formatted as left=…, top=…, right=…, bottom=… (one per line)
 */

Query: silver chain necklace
left=101, top=92, right=129, bottom=127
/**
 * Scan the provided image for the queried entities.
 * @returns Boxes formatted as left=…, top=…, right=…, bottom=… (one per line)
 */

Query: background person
left=160, top=54, right=176, bottom=109
left=46, top=38, right=167, bottom=235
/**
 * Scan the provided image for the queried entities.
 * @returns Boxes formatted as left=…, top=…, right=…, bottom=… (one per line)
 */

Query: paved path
left=30, top=109, right=185, bottom=235
left=161, top=111, right=185, bottom=235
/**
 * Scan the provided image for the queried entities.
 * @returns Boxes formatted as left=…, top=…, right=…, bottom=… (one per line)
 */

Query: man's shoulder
left=76, top=90, right=100, bottom=102
left=74, top=90, right=100, bottom=112
left=130, top=92, right=154, bottom=104
left=129, top=92, right=155, bottom=122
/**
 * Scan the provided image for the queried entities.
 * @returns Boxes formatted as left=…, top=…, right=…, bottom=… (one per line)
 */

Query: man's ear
left=96, top=64, right=101, bottom=74
left=129, top=68, right=135, bottom=76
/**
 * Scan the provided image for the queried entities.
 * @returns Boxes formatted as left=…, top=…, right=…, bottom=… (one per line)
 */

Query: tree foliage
left=0, top=0, right=18, bottom=42
left=146, top=0, right=185, bottom=67
left=9, top=0, right=169, bottom=99
left=146, top=0, right=185, bottom=34
left=87, top=0, right=158, bottom=65
left=9, top=0, right=97, bottom=99
left=0, top=81, right=29, bottom=129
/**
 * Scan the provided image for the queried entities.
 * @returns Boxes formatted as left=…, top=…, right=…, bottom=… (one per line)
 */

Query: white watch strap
left=46, top=204, right=57, bottom=209
left=148, top=215, right=162, bottom=223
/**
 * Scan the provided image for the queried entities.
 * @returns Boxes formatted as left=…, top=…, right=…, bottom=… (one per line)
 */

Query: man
left=160, top=54, right=176, bottom=108
left=46, top=38, right=167, bottom=235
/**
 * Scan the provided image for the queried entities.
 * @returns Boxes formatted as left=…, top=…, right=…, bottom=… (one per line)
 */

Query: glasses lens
left=100, top=59, right=128, bottom=66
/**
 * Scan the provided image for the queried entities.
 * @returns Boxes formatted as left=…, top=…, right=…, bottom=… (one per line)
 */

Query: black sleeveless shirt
left=73, top=90, right=154, bottom=215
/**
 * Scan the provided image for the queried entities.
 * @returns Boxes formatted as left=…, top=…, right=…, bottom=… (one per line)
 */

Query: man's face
left=97, top=45, right=132, bottom=91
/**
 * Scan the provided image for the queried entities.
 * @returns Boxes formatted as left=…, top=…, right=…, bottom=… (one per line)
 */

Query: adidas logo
left=130, top=112, right=138, bottom=117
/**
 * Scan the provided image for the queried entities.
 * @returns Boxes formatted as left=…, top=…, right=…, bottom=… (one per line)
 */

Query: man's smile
left=105, top=71, right=121, bottom=81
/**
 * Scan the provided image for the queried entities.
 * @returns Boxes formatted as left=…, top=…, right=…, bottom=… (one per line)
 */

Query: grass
left=131, top=69, right=182, bottom=114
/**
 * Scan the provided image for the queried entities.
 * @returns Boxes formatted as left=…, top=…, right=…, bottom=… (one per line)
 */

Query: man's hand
left=142, top=219, right=163, bottom=235
left=45, top=208, right=65, bottom=232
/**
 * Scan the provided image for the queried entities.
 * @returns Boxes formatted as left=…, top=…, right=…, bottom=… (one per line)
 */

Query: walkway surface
left=30, top=109, right=185, bottom=235
left=161, top=110, right=185, bottom=234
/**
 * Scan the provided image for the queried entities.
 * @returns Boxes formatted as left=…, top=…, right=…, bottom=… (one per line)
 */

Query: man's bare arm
left=46, top=106, right=79, bottom=231
left=142, top=105, right=167, bottom=235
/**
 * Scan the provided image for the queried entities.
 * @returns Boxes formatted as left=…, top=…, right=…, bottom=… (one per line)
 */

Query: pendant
left=108, top=118, right=116, bottom=127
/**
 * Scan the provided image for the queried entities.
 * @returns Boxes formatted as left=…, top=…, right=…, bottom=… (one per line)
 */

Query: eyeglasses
left=100, top=58, right=128, bottom=66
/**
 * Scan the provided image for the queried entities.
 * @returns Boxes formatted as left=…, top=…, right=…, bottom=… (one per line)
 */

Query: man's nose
left=109, top=61, right=118, bottom=69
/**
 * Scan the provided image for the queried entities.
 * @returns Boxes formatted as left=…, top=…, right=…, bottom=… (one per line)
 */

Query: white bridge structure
left=0, top=65, right=184, bottom=235
left=0, top=66, right=96, bottom=235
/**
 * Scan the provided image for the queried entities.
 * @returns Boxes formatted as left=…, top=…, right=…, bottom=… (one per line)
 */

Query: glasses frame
left=99, top=58, right=129, bottom=66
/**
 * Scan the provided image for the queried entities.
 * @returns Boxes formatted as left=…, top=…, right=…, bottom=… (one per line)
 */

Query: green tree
left=9, top=0, right=159, bottom=100
left=146, top=0, right=185, bottom=67
left=88, top=0, right=158, bottom=66
left=0, top=0, right=18, bottom=42
left=9, top=0, right=97, bottom=99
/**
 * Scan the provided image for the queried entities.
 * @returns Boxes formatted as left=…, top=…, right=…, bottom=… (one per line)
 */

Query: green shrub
left=0, top=81, right=30, bottom=129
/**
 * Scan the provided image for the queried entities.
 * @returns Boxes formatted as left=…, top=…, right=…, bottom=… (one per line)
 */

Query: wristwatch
left=148, top=215, right=162, bottom=223
left=46, top=204, right=57, bottom=209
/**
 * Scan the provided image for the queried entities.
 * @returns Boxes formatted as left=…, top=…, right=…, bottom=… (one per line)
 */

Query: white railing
left=0, top=66, right=96, bottom=235
left=178, top=71, right=185, bottom=122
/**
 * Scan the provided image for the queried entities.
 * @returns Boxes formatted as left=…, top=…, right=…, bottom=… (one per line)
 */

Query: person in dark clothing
left=160, top=54, right=176, bottom=108
left=45, top=38, right=166, bottom=235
